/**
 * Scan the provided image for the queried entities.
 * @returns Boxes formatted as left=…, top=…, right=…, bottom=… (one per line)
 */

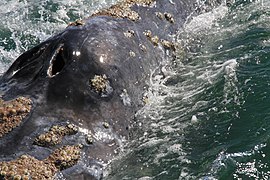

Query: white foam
left=184, top=5, right=229, bottom=34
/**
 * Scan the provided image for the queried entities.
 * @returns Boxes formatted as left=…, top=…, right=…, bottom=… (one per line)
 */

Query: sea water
left=1, top=0, right=270, bottom=179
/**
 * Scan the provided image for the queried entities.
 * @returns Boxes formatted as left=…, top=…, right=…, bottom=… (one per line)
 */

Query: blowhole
left=48, top=44, right=66, bottom=77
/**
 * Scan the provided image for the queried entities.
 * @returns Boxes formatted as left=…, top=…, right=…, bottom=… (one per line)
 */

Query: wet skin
left=0, top=0, right=218, bottom=179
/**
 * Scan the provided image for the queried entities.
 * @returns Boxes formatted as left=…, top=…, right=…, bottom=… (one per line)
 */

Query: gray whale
left=0, top=0, right=220, bottom=179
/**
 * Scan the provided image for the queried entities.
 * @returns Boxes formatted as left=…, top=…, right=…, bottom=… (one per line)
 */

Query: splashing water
left=105, top=0, right=270, bottom=179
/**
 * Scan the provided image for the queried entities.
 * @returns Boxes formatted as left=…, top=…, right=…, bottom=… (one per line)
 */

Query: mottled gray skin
left=0, top=0, right=218, bottom=179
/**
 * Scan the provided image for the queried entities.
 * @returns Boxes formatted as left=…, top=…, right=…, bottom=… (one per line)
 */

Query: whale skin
left=0, top=0, right=220, bottom=179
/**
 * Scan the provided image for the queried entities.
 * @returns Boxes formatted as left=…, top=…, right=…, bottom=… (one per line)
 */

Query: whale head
left=0, top=16, right=152, bottom=179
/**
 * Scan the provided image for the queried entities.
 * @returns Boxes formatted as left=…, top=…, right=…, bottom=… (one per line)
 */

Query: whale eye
left=48, top=44, right=66, bottom=77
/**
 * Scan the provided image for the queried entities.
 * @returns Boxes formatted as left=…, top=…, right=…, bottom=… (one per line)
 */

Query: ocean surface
left=1, top=0, right=270, bottom=179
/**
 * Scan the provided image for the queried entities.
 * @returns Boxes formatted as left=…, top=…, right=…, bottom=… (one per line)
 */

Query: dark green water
left=107, top=1, right=270, bottom=179
left=1, top=0, right=270, bottom=179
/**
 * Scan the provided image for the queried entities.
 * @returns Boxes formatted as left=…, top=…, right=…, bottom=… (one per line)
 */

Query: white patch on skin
left=99, top=54, right=108, bottom=63
left=169, top=0, right=175, bottom=5
left=78, top=127, right=91, bottom=135
left=99, top=56, right=104, bottom=63
left=129, top=51, right=136, bottom=57
left=120, top=89, right=131, bottom=106
left=94, top=130, right=114, bottom=142
left=72, top=51, right=81, bottom=56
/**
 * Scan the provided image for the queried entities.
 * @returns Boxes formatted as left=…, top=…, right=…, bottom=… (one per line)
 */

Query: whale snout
left=0, top=17, right=136, bottom=180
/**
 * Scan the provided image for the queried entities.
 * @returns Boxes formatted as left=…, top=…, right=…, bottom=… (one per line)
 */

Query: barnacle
left=164, top=12, right=175, bottom=23
left=129, top=51, right=136, bottom=57
left=90, top=74, right=113, bottom=97
left=92, top=0, right=155, bottom=21
left=124, top=30, right=135, bottom=38
left=161, top=39, right=176, bottom=50
left=34, top=124, right=78, bottom=147
left=68, top=19, right=85, bottom=27
left=151, top=36, right=159, bottom=46
left=0, top=145, right=82, bottom=179
left=155, top=12, right=164, bottom=19
left=0, top=97, right=32, bottom=138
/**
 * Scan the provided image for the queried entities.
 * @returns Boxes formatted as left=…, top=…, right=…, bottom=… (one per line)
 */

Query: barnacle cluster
left=126, top=0, right=154, bottom=6
left=93, top=3, right=140, bottom=21
left=155, top=12, right=164, bottom=19
left=139, top=44, right=147, bottom=52
left=161, top=39, right=176, bottom=50
left=143, top=30, right=152, bottom=38
left=150, top=36, right=159, bottom=46
left=103, top=122, right=110, bottom=129
left=90, top=74, right=111, bottom=95
left=92, top=0, right=155, bottom=21
left=34, top=124, right=78, bottom=147
left=129, top=51, right=136, bottom=57
left=68, top=19, right=85, bottom=26
left=124, top=30, right=135, bottom=38
left=143, top=30, right=176, bottom=50
left=85, top=134, right=93, bottom=144
left=0, top=145, right=81, bottom=179
left=143, top=30, right=159, bottom=46
left=47, top=145, right=82, bottom=170
left=142, top=95, right=149, bottom=104
left=164, top=12, right=175, bottom=23
left=0, top=97, right=32, bottom=138
left=0, top=155, right=57, bottom=180
left=155, top=11, right=175, bottom=23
